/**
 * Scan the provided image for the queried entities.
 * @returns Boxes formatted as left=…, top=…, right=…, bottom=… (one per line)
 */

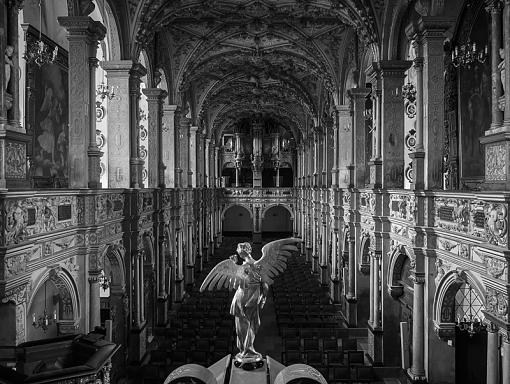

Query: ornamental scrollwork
left=486, top=288, right=508, bottom=321
left=484, top=203, right=508, bottom=247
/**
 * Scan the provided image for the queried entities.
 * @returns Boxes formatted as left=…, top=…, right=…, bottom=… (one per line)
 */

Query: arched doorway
left=387, top=247, right=415, bottom=371
left=27, top=268, right=79, bottom=342
left=433, top=270, right=488, bottom=384
left=261, top=205, right=292, bottom=238
left=222, top=205, right=253, bottom=236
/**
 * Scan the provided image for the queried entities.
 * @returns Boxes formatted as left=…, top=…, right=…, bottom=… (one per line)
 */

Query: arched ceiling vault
left=130, top=0, right=380, bottom=141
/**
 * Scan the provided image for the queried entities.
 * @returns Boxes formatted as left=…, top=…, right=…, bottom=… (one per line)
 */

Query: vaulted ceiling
left=128, top=0, right=382, bottom=141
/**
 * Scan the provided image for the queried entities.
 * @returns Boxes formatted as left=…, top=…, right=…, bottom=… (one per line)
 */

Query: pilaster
left=58, top=16, right=106, bottom=188
left=142, top=88, right=167, bottom=188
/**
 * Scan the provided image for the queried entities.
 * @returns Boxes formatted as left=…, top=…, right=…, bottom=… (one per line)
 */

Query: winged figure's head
left=236, top=242, right=252, bottom=258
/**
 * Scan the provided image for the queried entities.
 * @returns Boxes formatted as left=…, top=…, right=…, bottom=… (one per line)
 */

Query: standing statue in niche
left=200, top=238, right=301, bottom=370
left=4, top=45, right=14, bottom=91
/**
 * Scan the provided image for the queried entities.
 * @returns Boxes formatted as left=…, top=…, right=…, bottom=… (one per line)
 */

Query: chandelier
left=23, top=0, right=58, bottom=67
left=456, top=316, right=486, bottom=337
left=96, top=0, right=116, bottom=104
left=451, top=41, right=487, bottom=68
left=96, top=80, right=116, bottom=102
left=99, top=270, right=111, bottom=291
left=32, top=281, right=57, bottom=332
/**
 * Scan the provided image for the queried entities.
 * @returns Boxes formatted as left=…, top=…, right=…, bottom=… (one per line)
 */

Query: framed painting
left=23, top=24, right=68, bottom=188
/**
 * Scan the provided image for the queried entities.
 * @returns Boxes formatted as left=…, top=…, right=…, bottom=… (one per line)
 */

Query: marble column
left=58, top=17, right=106, bottom=188
left=407, top=272, right=426, bottom=381
left=143, top=88, right=167, bottom=188
left=347, top=234, right=357, bottom=326
left=102, top=60, right=134, bottom=188
left=486, top=324, right=499, bottom=384
left=348, top=88, right=371, bottom=188
left=322, top=126, right=328, bottom=187
left=162, top=105, right=180, bottom=188
left=189, top=126, right=198, bottom=188
left=337, top=105, right=352, bottom=188
left=88, top=274, right=101, bottom=331
left=129, top=64, right=147, bottom=188
left=156, top=236, right=168, bottom=325
left=313, top=131, right=319, bottom=187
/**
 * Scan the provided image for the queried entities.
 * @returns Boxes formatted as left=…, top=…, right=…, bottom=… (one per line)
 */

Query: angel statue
left=200, top=238, right=302, bottom=370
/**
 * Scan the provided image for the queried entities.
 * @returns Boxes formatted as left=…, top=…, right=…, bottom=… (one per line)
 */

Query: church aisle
left=254, top=287, right=283, bottom=361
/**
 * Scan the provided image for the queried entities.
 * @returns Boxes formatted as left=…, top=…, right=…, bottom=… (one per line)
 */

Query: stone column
left=143, top=88, right=167, bottom=188
left=134, top=252, right=141, bottom=327
left=378, top=60, right=412, bottom=189
left=179, top=115, right=191, bottom=187
left=410, top=56, right=425, bottom=190
left=480, top=4, right=510, bottom=187
left=205, top=139, right=211, bottom=187
left=102, top=60, right=133, bottom=188
left=486, top=324, right=499, bottom=384
left=88, top=274, right=101, bottom=331
left=373, top=253, right=381, bottom=328
left=162, top=105, right=180, bottom=188
left=504, top=1, right=510, bottom=125
left=322, top=126, right=328, bottom=187
left=139, top=256, right=145, bottom=323
left=348, top=88, right=371, bottom=188
left=366, top=66, right=382, bottom=188
left=189, top=126, right=198, bottom=187
left=407, top=272, right=426, bottom=381
left=156, top=236, right=168, bottom=325
left=331, top=115, right=339, bottom=187
left=214, top=146, right=220, bottom=187
left=337, top=105, right=352, bottom=187
left=368, top=253, right=374, bottom=326
left=502, top=336, right=510, bottom=384
left=58, top=17, right=106, bottom=188
left=487, top=1, right=504, bottom=129
left=346, top=233, right=357, bottom=326
left=129, top=64, right=147, bottom=188
left=419, top=17, right=449, bottom=189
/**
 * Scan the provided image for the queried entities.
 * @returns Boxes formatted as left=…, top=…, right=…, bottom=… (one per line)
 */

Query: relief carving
left=4, top=252, right=29, bottom=279
left=485, top=144, right=506, bottom=181
left=5, top=142, right=27, bottom=179
left=485, top=203, right=508, bottom=246
left=486, top=288, right=508, bottom=321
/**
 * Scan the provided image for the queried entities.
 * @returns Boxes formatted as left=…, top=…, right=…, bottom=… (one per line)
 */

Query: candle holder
left=451, top=40, right=488, bottom=68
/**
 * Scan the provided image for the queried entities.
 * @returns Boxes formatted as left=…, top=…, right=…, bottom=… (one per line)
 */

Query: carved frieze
left=484, top=203, right=508, bottom=247
left=472, top=247, right=508, bottom=281
left=3, top=196, right=77, bottom=246
left=486, top=288, right=508, bottom=321
left=389, top=193, right=416, bottom=223
left=4, top=252, right=29, bottom=279
left=359, top=191, right=375, bottom=215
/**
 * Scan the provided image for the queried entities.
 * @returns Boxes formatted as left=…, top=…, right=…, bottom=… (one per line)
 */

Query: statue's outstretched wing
left=199, top=258, right=250, bottom=292
left=255, top=238, right=302, bottom=285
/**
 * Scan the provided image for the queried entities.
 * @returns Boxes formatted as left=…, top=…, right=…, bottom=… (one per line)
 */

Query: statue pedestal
left=207, top=355, right=285, bottom=384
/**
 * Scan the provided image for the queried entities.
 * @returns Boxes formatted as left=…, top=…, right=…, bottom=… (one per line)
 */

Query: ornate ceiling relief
left=134, top=0, right=379, bottom=142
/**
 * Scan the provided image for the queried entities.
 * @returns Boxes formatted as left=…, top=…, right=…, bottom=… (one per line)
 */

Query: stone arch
left=221, top=204, right=252, bottom=220
left=261, top=204, right=294, bottom=221
left=387, top=244, right=415, bottom=299
left=28, top=266, right=80, bottom=322
left=359, top=233, right=371, bottom=269
left=433, top=269, right=486, bottom=341
left=101, top=243, right=126, bottom=289
left=142, top=232, right=156, bottom=267
left=27, top=266, right=80, bottom=339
